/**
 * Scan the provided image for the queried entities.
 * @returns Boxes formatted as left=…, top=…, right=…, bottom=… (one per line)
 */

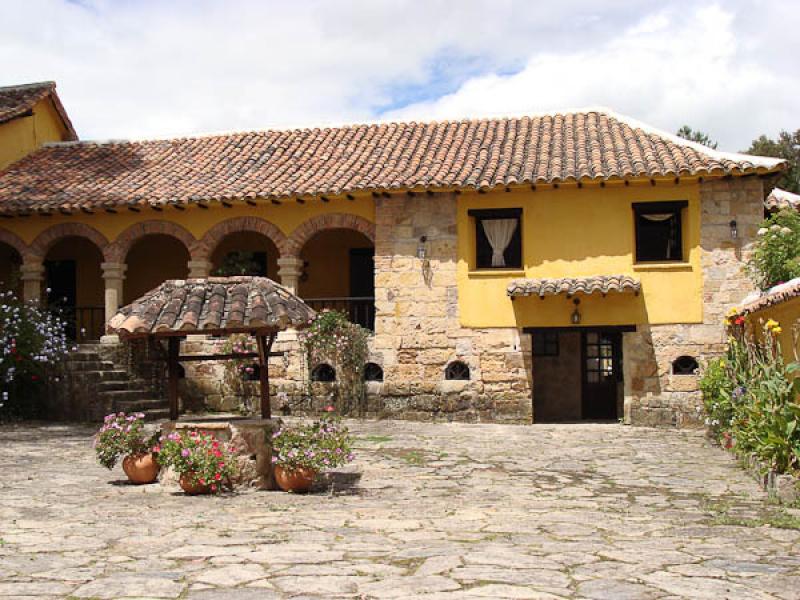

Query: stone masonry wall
left=624, top=176, right=765, bottom=426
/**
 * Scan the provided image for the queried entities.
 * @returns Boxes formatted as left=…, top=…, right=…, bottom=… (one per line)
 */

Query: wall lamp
left=729, top=219, right=738, bottom=240
left=417, top=236, right=428, bottom=260
left=571, top=298, right=582, bottom=325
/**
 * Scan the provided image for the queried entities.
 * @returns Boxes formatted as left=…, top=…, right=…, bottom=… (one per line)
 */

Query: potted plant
left=156, top=429, right=236, bottom=495
left=271, top=408, right=355, bottom=493
left=94, top=412, right=160, bottom=484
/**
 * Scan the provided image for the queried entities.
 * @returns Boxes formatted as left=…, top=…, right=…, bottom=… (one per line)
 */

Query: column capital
left=101, top=262, right=127, bottom=280
left=277, top=256, right=304, bottom=275
left=19, top=262, right=45, bottom=281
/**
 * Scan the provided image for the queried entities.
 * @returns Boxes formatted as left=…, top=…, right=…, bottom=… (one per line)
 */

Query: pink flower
left=181, top=449, right=190, bottom=457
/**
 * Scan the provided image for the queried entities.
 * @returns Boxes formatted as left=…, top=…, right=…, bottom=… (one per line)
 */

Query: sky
left=2, top=0, right=798, bottom=151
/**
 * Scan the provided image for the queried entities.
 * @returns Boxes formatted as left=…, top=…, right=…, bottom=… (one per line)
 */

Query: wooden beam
left=176, top=351, right=284, bottom=362
left=167, top=337, right=181, bottom=420
left=256, top=334, right=276, bottom=419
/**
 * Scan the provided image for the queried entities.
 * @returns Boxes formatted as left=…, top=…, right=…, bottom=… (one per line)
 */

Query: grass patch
left=361, top=435, right=393, bottom=444
left=704, top=498, right=800, bottom=530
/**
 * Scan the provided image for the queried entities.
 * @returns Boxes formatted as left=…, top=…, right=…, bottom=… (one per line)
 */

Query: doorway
left=529, top=327, right=628, bottom=422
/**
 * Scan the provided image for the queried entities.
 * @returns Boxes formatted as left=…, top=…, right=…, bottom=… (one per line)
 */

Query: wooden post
left=167, top=336, right=181, bottom=420
left=256, top=333, right=276, bottom=419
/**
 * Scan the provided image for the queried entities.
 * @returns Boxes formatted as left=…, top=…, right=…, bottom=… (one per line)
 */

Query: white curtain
left=482, top=218, right=518, bottom=267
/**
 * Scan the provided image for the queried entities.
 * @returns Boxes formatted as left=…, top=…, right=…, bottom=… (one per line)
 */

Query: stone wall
left=624, top=176, right=765, bottom=426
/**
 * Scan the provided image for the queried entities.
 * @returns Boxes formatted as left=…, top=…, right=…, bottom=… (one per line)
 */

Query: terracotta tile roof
left=507, top=275, right=642, bottom=298
left=765, top=187, right=800, bottom=211
left=0, top=81, right=77, bottom=141
left=0, top=109, right=785, bottom=214
left=107, top=276, right=315, bottom=338
left=731, top=277, right=800, bottom=317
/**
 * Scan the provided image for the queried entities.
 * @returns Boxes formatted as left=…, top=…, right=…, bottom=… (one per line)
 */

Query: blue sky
left=2, top=0, right=798, bottom=150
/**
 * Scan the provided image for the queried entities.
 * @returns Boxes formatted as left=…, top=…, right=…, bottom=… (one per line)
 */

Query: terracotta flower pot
left=121, top=452, right=160, bottom=484
left=179, top=473, right=211, bottom=495
left=274, top=465, right=317, bottom=493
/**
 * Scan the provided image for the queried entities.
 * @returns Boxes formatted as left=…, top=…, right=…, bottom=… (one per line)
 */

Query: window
left=672, top=356, right=699, bottom=375
left=533, top=331, right=559, bottom=356
left=311, top=363, right=336, bottom=382
left=633, top=201, right=687, bottom=262
left=468, top=208, right=522, bottom=269
left=364, top=362, right=384, bottom=382
left=445, top=361, right=470, bottom=380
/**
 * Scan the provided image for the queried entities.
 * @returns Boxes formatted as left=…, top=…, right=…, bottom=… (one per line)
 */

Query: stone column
left=20, top=261, right=44, bottom=303
left=277, top=257, right=304, bottom=294
left=101, top=262, right=126, bottom=344
left=187, top=259, right=213, bottom=279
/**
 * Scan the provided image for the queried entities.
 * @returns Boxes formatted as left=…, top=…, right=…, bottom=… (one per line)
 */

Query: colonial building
left=0, top=97, right=785, bottom=425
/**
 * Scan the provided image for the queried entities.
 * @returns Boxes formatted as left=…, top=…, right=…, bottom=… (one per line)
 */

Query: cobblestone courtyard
left=1, top=420, right=799, bottom=599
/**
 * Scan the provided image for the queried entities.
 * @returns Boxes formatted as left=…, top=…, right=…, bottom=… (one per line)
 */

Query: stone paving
left=1, top=419, right=799, bottom=599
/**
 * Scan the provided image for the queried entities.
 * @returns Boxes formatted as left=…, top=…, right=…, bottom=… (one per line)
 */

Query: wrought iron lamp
left=571, top=298, right=582, bottom=325
left=729, top=219, right=738, bottom=240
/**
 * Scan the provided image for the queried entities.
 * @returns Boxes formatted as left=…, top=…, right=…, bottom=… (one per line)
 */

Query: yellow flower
left=719, top=359, right=726, bottom=367
left=726, top=307, right=738, bottom=317
left=765, top=318, right=779, bottom=330
left=773, top=327, right=782, bottom=334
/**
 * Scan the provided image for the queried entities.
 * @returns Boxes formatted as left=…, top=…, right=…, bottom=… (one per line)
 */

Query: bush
left=0, top=289, right=71, bottom=419
left=747, top=209, right=800, bottom=291
left=701, top=319, right=800, bottom=473
left=156, top=429, right=237, bottom=493
left=272, top=411, right=355, bottom=472
left=93, top=412, right=152, bottom=469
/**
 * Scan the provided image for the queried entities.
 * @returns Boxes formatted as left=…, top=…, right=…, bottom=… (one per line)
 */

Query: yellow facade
left=457, top=179, right=703, bottom=327
left=742, top=297, right=800, bottom=367
left=0, top=97, right=71, bottom=171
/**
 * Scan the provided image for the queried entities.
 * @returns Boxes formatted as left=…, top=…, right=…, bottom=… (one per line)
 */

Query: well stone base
left=160, top=417, right=282, bottom=490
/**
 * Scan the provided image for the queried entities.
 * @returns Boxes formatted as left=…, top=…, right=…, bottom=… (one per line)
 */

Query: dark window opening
left=445, top=361, right=470, bottom=381
left=633, top=201, right=687, bottom=262
left=242, top=363, right=260, bottom=381
left=311, top=363, right=336, bottom=382
left=533, top=331, right=559, bottom=357
left=213, top=251, right=268, bottom=276
left=468, top=208, right=522, bottom=269
left=364, top=362, right=384, bottom=382
left=672, top=356, right=699, bottom=375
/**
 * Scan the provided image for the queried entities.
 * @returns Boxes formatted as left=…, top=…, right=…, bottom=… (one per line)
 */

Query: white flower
left=757, top=228, right=768, bottom=236
left=781, top=227, right=792, bottom=235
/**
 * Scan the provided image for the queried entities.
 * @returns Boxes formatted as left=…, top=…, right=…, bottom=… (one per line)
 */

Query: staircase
left=64, top=344, right=170, bottom=421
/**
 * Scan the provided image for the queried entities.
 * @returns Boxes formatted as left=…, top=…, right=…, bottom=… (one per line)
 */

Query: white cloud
left=384, top=3, right=800, bottom=150
left=0, top=0, right=797, bottom=150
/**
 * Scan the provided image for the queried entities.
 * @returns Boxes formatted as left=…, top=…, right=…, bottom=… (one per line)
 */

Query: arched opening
left=0, top=242, right=22, bottom=298
left=124, top=234, right=190, bottom=304
left=44, top=236, right=104, bottom=342
left=364, top=362, right=384, bottom=382
left=311, top=363, right=336, bottom=382
left=298, top=229, right=375, bottom=330
left=210, top=231, right=279, bottom=278
left=445, top=361, right=470, bottom=381
left=672, top=355, right=699, bottom=375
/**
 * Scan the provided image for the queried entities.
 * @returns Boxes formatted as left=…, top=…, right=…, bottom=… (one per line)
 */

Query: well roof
left=107, top=276, right=315, bottom=338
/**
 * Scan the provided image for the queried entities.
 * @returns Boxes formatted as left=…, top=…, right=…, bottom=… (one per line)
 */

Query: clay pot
left=274, top=465, right=317, bottom=493
left=121, top=453, right=160, bottom=484
left=179, top=473, right=212, bottom=495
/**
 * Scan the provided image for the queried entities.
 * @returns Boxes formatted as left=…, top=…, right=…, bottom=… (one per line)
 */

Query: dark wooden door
left=581, top=330, right=621, bottom=420
left=44, top=259, right=77, bottom=340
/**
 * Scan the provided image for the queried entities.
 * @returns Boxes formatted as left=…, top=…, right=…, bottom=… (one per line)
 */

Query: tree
left=744, top=130, right=800, bottom=194
left=676, top=125, right=718, bottom=149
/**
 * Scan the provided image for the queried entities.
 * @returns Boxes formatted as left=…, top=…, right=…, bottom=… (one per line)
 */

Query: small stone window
left=672, top=356, right=699, bottom=375
left=445, top=361, right=470, bottom=381
left=311, top=363, right=336, bottom=382
left=364, top=362, right=384, bottom=382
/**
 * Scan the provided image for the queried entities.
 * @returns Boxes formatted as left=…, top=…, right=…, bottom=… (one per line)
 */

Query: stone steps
left=63, top=344, right=169, bottom=422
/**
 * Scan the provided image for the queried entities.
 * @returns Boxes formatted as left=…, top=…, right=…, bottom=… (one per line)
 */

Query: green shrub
left=701, top=320, right=800, bottom=473
left=747, top=209, right=800, bottom=291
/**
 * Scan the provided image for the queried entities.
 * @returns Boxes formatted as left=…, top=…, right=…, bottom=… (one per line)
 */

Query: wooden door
left=581, top=330, right=621, bottom=420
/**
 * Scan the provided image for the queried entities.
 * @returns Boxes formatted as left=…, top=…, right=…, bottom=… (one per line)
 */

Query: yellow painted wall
left=457, top=181, right=703, bottom=327
left=0, top=98, right=70, bottom=171
left=3, top=196, right=374, bottom=247
left=124, top=235, right=190, bottom=304
left=743, top=297, right=800, bottom=367
left=298, top=229, right=373, bottom=298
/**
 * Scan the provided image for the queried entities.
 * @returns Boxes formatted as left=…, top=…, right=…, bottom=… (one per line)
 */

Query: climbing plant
left=299, top=310, right=369, bottom=414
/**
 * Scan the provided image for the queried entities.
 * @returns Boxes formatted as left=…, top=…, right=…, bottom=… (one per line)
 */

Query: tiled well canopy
left=507, top=275, right=641, bottom=298
left=107, top=277, right=315, bottom=420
